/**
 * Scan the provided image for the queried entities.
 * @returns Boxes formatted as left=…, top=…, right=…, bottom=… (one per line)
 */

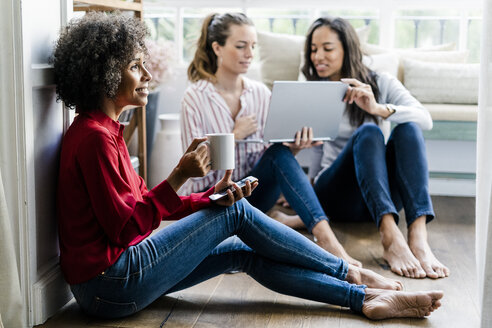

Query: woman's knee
left=353, top=123, right=385, bottom=148
left=232, top=198, right=257, bottom=218
left=263, top=143, right=292, bottom=159
left=355, top=123, right=383, bottom=139
left=391, top=122, right=424, bottom=145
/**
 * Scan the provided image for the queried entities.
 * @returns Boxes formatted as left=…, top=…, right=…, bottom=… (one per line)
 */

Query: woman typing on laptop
left=181, top=13, right=362, bottom=267
left=293, top=17, right=449, bottom=279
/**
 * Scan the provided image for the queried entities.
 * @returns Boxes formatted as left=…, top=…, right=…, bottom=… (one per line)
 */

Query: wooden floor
left=37, top=196, right=479, bottom=328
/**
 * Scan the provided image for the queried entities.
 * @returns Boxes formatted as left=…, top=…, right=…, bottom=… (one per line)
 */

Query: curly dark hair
left=52, top=12, right=148, bottom=112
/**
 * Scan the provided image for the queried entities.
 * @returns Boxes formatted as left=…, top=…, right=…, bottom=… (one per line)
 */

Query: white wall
left=0, top=0, right=73, bottom=326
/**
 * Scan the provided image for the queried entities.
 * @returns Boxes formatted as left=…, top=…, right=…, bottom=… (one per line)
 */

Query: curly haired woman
left=53, top=12, right=442, bottom=320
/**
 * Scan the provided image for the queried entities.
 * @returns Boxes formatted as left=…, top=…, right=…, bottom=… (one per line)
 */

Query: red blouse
left=57, top=111, right=213, bottom=284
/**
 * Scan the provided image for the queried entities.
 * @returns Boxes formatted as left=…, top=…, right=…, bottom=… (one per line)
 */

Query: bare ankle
left=408, top=216, right=428, bottom=242
left=345, top=265, right=361, bottom=284
left=379, top=214, right=398, bottom=236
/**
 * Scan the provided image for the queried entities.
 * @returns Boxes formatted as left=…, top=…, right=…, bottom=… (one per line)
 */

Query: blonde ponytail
left=188, top=13, right=218, bottom=82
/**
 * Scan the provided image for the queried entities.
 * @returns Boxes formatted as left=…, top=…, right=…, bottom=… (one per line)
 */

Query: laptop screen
left=262, top=81, right=347, bottom=143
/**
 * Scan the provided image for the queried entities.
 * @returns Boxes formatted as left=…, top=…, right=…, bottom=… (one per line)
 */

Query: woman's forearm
left=166, top=167, right=189, bottom=192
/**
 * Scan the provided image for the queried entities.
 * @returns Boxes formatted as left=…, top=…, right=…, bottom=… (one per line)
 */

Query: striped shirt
left=180, top=77, right=270, bottom=194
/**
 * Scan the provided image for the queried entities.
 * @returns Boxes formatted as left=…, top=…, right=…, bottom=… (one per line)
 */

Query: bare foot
left=408, top=217, right=450, bottom=279
left=269, top=210, right=306, bottom=230
left=380, top=215, right=426, bottom=278
left=362, top=288, right=443, bottom=320
left=345, top=265, right=403, bottom=290
left=275, top=195, right=291, bottom=208
left=313, top=221, right=362, bottom=267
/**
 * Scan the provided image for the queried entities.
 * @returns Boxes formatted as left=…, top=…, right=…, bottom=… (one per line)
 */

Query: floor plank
left=37, top=196, right=479, bottom=328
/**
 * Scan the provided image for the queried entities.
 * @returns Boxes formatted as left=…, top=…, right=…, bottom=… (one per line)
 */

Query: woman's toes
left=417, top=267, right=427, bottom=278
left=392, top=266, right=403, bottom=276
left=432, top=266, right=444, bottom=278
left=352, top=259, right=363, bottom=268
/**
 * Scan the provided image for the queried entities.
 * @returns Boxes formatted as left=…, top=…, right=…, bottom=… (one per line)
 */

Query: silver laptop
left=258, top=81, right=347, bottom=143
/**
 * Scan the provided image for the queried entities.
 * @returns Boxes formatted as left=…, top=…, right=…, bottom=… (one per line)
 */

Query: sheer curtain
left=476, top=0, right=492, bottom=326
left=0, top=168, right=23, bottom=327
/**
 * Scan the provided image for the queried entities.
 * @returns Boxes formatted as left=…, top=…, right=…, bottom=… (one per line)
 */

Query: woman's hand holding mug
left=167, top=137, right=210, bottom=191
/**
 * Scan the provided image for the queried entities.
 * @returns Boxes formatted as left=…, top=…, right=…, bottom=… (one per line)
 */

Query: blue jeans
left=70, top=199, right=366, bottom=319
left=314, top=122, right=434, bottom=227
left=247, top=144, right=329, bottom=232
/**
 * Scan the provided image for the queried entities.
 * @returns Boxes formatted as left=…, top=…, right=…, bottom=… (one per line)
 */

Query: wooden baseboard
left=429, top=177, right=476, bottom=196
left=32, top=264, right=72, bottom=325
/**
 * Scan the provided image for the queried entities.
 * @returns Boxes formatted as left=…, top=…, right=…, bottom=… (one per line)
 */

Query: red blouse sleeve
left=77, top=131, right=212, bottom=247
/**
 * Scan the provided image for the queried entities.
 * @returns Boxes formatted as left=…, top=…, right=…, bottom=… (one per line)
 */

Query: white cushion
left=397, top=50, right=468, bottom=82
left=424, top=103, right=478, bottom=121
left=403, top=59, right=479, bottom=105
left=361, top=42, right=456, bottom=55
left=356, top=25, right=371, bottom=44
left=362, top=53, right=399, bottom=78
left=257, top=31, right=305, bottom=89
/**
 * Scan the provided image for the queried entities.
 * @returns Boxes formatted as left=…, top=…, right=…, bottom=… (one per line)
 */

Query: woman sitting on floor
left=53, top=12, right=443, bottom=320
left=291, top=16, right=449, bottom=279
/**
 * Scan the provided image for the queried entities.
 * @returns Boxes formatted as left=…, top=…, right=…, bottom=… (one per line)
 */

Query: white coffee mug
left=205, top=133, right=235, bottom=170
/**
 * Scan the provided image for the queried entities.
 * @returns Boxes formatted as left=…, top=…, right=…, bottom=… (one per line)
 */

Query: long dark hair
left=188, top=13, right=254, bottom=83
left=302, top=17, right=379, bottom=127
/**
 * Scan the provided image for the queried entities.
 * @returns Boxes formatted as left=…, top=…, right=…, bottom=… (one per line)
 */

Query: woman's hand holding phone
left=212, top=170, right=258, bottom=207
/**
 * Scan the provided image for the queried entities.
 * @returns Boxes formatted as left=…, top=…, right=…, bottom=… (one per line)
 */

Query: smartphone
left=209, top=176, right=259, bottom=201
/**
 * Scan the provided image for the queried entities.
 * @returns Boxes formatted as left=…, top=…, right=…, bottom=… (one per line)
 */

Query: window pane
left=248, top=9, right=311, bottom=35
left=395, top=18, right=459, bottom=48
left=145, top=17, right=175, bottom=41
left=318, top=9, right=379, bottom=44
left=182, top=8, right=242, bottom=62
left=394, top=19, right=416, bottom=48
left=397, top=9, right=460, bottom=16
left=183, top=17, right=203, bottom=62
left=468, top=19, right=482, bottom=63
left=251, top=18, right=310, bottom=35
left=144, top=6, right=176, bottom=41
left=395, top=9, right=462, bottom=48
left=319, top=9, right=378, bottom=17
left=183, top=7, right=242, bottom=16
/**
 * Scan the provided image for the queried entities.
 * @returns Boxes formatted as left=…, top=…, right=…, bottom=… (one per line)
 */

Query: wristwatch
left=385, top=104, right=396, bottom=118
